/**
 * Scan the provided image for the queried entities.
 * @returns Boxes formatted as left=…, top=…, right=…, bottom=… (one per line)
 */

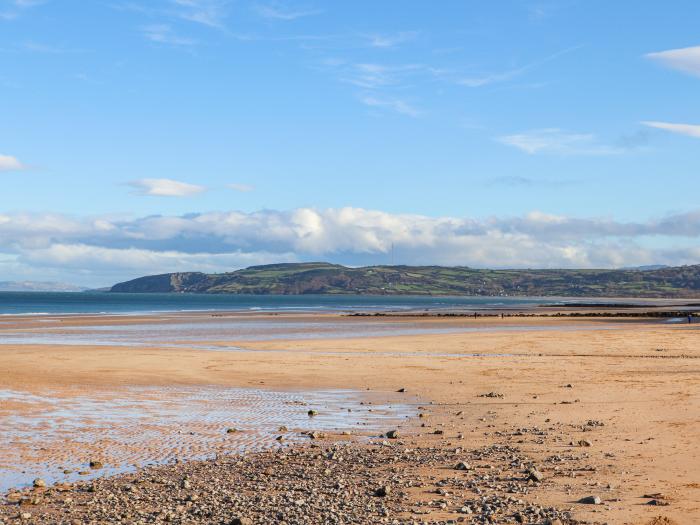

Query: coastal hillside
left=109, top=262, right=700, bottom=298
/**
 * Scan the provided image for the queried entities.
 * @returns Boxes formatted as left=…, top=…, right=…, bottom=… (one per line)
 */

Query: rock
left=32, top=478, right=46, bottom=488
left=89, top=460, right=104, bottom=469
left=578, top=495, right=602, bottom=504
left=479, top=392, right=504, bottom=398
left=307, top=409, right=318, bottom=416
left=396, top=388, right=406, bottom=393
left=527, top=468, right=544, bottom=482
left=385, top=430, right=399, bottom=439
left=433, top=429, right=444, bottom=435
left=278, top=425, right=288, bottom=432
left=226, top=428, right=238, bottom=434
left=578, top=439, right=592, bottom=447
left=229, top=518, right=252, bottom=525
left=454, top=461, right=470, bottom=471
left=647, top=499, right=670, bottom=506
left=374, top=485, right=390, bottom=497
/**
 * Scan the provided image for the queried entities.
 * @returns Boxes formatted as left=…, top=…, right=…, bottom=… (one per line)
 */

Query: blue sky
left=1, top=0, right=700, bottom=285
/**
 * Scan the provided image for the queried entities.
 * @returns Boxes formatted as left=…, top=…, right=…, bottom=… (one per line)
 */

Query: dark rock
left=374, top=485, right=390, bottom=497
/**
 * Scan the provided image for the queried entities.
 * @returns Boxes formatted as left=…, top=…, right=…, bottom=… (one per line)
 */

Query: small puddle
left=0, top=387, right=415, bottom=494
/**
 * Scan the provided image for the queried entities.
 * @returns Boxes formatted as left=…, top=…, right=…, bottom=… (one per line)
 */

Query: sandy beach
left=0, top=312, right=698, bottom=524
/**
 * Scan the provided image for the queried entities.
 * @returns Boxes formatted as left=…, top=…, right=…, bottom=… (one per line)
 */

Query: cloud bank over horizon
left=1, top=207, right=700, bottom=286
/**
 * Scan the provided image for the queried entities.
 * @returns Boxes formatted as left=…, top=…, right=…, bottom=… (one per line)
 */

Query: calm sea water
left=0, top=292, right=560, bottom=315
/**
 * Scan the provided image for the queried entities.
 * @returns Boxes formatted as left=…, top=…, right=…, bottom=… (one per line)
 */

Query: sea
left=0, top=291, right=565, bottom=316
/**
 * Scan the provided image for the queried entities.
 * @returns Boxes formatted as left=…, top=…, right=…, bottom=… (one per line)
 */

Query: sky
left=1, top=0, right=700, bottom=286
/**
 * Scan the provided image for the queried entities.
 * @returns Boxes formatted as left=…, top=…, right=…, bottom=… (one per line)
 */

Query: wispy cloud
left=21, top=41, right=84, bottom=54
left=116, top=1, right=230, bottom=37
left=458, top=46, right=581, bottom=88
left=486, top=176, right=579, bottom=187
left=172, top=0, right=230, bottom=28
left=341, top=62, right=428, bottom=89
left=127, top=178, right=205, bottom=196
left=141, top=24, right=196, bottom=46
left=359, top=95, right=421, bottom=117
left=228, top=183, right=255, bottom=192
left=642, top=121, right=700, bottom=139
left=0, top=154, right=26, bottom=171
left=497, top=128, right=620, bottom=156
left=0, top=0, right=45, bottom=20
left=364, top=31, right=418, bottom=49
left=646, top=45, right=700, bottom=77
left=254, top=2, right=321, bottom=20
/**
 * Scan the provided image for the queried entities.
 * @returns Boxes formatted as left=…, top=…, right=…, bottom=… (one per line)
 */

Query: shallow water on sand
left=0, top=316, right=626, bottom=349
left=0, top=386, right=415, bottom=493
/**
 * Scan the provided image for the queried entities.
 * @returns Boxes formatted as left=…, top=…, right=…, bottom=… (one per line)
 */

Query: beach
left=0, top=311, right=698, bottom=524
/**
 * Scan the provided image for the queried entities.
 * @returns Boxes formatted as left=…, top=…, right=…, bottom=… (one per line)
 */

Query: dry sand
left=0, top=313, right=698, bottom=524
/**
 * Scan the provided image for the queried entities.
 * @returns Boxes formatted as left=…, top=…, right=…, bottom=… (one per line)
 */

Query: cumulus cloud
left=497, top=128, right=620, bottom=155
left=1, top=207, right=700, bottom=285
left=646, top=45, right=700, bottom=77
left=642, top=121, right=700, bottom=139
left=127, top=178, right=206, bottom=197
left=0, top=154, right=26, bottom=171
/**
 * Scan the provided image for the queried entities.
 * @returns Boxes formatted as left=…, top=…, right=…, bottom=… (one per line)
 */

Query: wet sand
left=0, top=312, right=698, bottom=524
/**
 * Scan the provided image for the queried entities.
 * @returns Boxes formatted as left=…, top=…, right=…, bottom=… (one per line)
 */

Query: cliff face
left=110, top=272, right=209, bottom=293
left=108, top=262, right=700, bottom=298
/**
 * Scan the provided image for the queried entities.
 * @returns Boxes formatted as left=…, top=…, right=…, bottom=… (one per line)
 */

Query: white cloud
left=497, top=128, right=619, bottom=155
left=127, top=178, right=206, bottom=197
left=254, top=3, right=321, bottom=20
left=141, top=24, right=195, bottom=46
left=21, top=243, right=292, bottom=272
left=642, top=121, right=700, bottom=139
left=2, top=207, right=700, bottom=286
left=359, top=95, right=421, bottom=117
left=0, top=154, right=26, bottom=171
left=228, top=183, right=254, bottom=192
left=646, top=45, right=700, bottom=77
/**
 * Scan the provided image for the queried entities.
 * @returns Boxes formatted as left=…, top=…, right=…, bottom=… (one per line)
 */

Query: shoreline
left=0, top=313, right=697, bottom=524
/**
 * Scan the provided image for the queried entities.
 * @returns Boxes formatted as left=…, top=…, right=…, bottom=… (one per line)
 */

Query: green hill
left=109, top=262, right=700, bottom=298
